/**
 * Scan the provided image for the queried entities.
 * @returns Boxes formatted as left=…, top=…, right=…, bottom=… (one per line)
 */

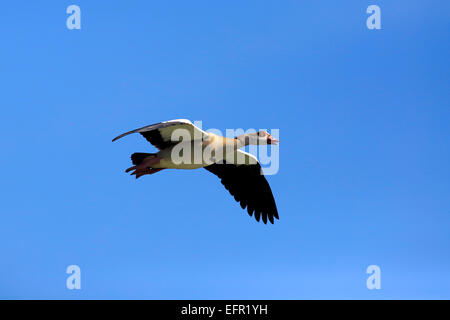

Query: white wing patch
left=158, top=119, right=209, bottom=142
left=224, top=149, right=259, bottom=166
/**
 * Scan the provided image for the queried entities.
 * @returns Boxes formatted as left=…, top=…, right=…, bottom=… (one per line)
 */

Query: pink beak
left=269, top=136, right=279, bottom=145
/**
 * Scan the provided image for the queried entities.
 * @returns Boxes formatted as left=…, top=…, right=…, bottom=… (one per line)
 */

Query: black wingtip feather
left=262, top=213, right=268, bottom=224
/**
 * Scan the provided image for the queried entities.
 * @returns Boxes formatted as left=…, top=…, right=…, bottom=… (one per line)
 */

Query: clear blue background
left=1, top=1, right=449, bottom=299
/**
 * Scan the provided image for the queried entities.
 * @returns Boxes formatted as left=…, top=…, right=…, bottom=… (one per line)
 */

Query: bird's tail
left=130, top=152, right=157, bottom=165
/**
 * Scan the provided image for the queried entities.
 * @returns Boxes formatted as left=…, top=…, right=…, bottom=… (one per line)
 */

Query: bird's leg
left=134, top=168, right=165, bottom=179
left=128, top=156, right=163, bottom=178
left=125, top=166, right=136, bottom=173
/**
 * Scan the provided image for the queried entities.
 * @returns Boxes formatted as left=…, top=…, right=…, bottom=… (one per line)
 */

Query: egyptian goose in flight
left=112, top=119, right=279, bottom=224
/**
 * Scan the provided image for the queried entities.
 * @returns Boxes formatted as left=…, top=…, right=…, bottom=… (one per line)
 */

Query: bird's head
left=239, top=131, right=279, bottom=146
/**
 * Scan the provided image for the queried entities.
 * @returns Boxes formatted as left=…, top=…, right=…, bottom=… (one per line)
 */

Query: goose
left=112, top=119, right=279, bottom=224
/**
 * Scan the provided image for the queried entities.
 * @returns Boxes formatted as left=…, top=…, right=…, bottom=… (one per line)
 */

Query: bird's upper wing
left=112, top=119, right=209, bottom=150
left=204, top=150, right=279, bottom=224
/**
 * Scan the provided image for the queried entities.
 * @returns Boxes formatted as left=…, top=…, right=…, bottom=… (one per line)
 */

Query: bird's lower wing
left=204, top=150, right=279, bottom=224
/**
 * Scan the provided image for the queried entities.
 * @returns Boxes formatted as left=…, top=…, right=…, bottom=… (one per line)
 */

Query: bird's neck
left=235, top=134, right=250, bottom=147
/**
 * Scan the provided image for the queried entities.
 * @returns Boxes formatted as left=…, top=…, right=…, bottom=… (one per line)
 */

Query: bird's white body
left=153, top=133, right=249, bottom=169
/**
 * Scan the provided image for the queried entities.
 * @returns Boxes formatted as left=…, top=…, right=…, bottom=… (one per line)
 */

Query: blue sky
left=1, top=1, right=449, bottom=299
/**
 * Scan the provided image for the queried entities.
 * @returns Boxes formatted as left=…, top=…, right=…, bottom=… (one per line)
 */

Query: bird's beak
left=269, top=136, right=279, bottom=145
